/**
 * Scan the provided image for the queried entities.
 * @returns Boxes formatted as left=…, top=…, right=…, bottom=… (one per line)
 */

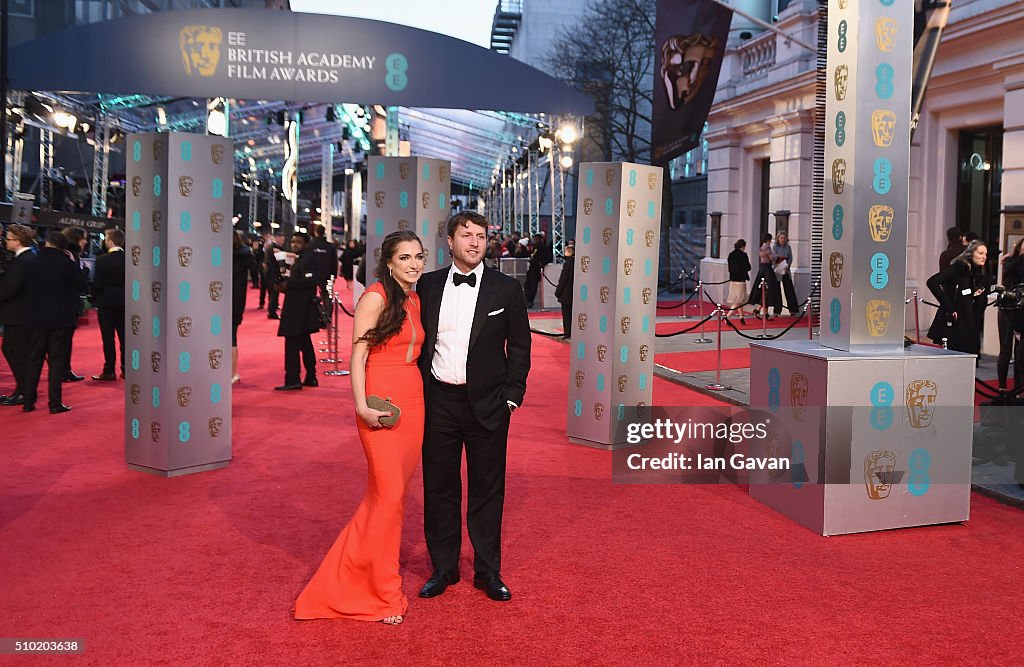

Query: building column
left=767, top=109, right=815, bottom=304
left=702, top=127, right=743, bottom=302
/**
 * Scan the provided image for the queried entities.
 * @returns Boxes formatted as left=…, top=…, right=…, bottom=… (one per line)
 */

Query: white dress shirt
left=431, top=262, right=485, bottom=385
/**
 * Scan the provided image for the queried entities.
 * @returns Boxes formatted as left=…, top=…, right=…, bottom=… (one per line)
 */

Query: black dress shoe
left=473, top=573, right=511, bottom=602
left=1, top=393, right=25, bottom=406
left=274, top=383, right=302, bottom=391
left=419, top=570, right=460, bottom=598
left=49, top=403, right=72, bottom=414
left=267, top=312, right=280, bottom=320
left=64, top=372, right=85, bottom=382
left=22, top=403, right=36, bottom=413
left=92, top=373, right=117, bottom=381
left=302, top=377, right=318, bottom=387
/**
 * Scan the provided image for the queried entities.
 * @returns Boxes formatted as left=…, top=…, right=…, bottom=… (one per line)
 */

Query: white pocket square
left=487, top=308, right=505, bottom=316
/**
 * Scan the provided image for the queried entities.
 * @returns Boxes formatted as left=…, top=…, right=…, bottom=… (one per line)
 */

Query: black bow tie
left=452, top=272, right=477, bottom=288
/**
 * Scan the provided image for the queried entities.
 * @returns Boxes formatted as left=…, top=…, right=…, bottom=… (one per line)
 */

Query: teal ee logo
left=907, top=448, right=931, bottom=496
left=768, top=367, right=781, bottom=413
left=385, top=53, right=408, bottom=92
left=869, top=381, right=894, bottom=431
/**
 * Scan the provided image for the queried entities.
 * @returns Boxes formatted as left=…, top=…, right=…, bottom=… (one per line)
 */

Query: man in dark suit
left=416, top=211, right=531, bottom=602
left=309, top=223, right=339, bottom=308
left=21, top=231, right=88, bottom=413
left=274, top=232, right=323, bottom=391
left=0, top=224, right=38, bottom=406
left=90, top=228, right=126, bottom=381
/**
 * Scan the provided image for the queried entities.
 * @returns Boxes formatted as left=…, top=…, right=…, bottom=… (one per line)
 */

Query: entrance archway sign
left=9, top=9, right=593, bottom=115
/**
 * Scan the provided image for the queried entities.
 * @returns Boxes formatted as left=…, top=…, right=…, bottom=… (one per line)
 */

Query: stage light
left=52, top=111, right=78, bottom=133
left=560, top=155, right=574, bottom=170
left=558, top=124, right=577, bottom=144
left=157, top=106, right=167, bottom=127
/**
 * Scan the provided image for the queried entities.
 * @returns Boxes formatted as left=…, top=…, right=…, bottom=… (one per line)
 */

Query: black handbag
left=313, top=296, right=330, bottom=329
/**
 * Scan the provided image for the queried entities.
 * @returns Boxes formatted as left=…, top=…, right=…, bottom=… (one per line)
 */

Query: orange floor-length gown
left=295, top=283, right=424, bottom=621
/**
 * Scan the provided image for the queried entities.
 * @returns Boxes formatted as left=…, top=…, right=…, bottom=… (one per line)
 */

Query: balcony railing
left=739, top=32, right=777, bottom=80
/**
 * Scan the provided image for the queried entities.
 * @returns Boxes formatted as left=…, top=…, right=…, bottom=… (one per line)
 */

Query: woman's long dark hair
left=952, top=239, right=987, bottom=270
left=359, top=230, right=422, bottom=348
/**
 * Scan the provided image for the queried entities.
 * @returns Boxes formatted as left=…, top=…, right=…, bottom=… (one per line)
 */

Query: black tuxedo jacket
left=417, top=265, right=531, bottom=431
left=277, top=249, right=321, bottom=337
left=91, top=248, right=126, bottom=309
left=24, top=246, right=88, bottom=330
left=0, top=249, right=36, bottom=325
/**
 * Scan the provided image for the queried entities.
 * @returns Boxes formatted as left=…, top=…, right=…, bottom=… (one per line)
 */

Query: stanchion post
left=705, top=306, right=728, bottom=391
left=754, top=277, right=770, bottom=339
left=913, top=290, right=921, bottom=343
left=324, top=286, right=350, bottom=377
left=694, top=281, right=712, bottom=343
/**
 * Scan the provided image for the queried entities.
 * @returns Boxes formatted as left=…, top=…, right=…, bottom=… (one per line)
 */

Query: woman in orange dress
left=295, top=230, right=425, bottom=625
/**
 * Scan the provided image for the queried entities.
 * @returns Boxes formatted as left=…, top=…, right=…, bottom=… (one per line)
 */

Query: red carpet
left=1, top=286, right=1022, bottom=664
left=654, top=347, right=752, bottom=373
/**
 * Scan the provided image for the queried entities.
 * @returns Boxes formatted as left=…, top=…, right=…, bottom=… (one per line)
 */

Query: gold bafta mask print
left=871, top=109, right=897, bottom=148
left=660, top=33, right=719, bottom=110
left=605, top=169, right=615, bottom=187
left=209, top=417, right=223, bottom=438
left=642, top=287, right=652, bottom=305
left=153, top=139, right=163, bottom=161
left=439, top=165, right=449, bottom=182
left=399, top=162, right=410, bottom=180
left=583, top=198, right=593, bottom=216
left=373, top=247, right=382, bottom=261
left=210, top=212, right=224, bottom=233
left=176, top=385, right=192, bottom=408
left=130, top=384, right=140, bottom=405
left=594, top=403, right=605, bottom=420
left=178, top=175, right=194, bottom=197
left=647, top=172, right=657, bottom=190
left=208, top=281, right=223, bottom=302
left=176, top=316, right=192, bottom=338
left=580, top=255, right=591, bottom=272
left=131, top=246, right=141, bottom=266
left=152, top=210, right=162, bottom=232
left=130, top=314, right=141, bottom=336
left=575, top=370, right=585, bottom=388
left=829, top=252, right=844, bottom=288
left=906, top=380, right=938, bottom=429
left=626, top=199, right=637, bottom=217
left=838, top=0, right=848, bottom=8
left=639, top=344, right=650, bottom=362
left=151, top=351, right=162, bottom=373
left=179, top=25, right=222, bottom=77
left=177, top=246, right=193, bottom=268
left=875, top=17, right=898, bottom=52
left=620, top=316, right=631, bottom=335
left=866, top=300, right=892, bottom=337
left=790, top=372, right=809, bottom=421
left=637, top=401, right=647, bottom=419
left=645, top=230, right=655, bottom=248
left=374, top=191, right=385, bottom=208
left=623, top=258, right=634, bottom=276
left=437, top=221, right=446, bottom=238
left=617, top=374, right=628, bottom=393
left=210, top=143, right=225, bottom=165
left=422, top=192, right=431, bottom=209
left=765, top=431, right=785, bottom=478
left=600, top=286, right=610, bottom=303
left=397, top=219, right=410, bottom=231
left=151, top=281, right=162, bottom=303
left=597, top=344, right=608, bottom=363
left=131, top=176, right=142, bottom=197
left=834, top=65, right=849, bottom=101
left=209, top=348, right=223, bottom=370
left=868, top=205, right=894, bottom=242
left=578, top=313, right=588, bottom=330
left=831, top=159, right=847, bottom=195
left=602, top=228, right=613, bottom=245
left=864, top=450, right=897, bottom=500
left=151, top=421, right=161, bottom=443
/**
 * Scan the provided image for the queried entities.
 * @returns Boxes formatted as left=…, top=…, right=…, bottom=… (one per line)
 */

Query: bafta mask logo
left=210, top=144, right=225, bottom=165
left=626, top=199, right=637, bottom=217
left=130, top=314, right=141, bottom=336
left=620, top=316, right=631, bottom=335
left=209, top=417, right=224, bottom=438
left=765, top=431, right=785, bottom=478
left=831, top=159, right=847, bottom=195
left=152, top=211, right=162, bottom=232
left=153, top=139, right=163, bottom=161
left=131, top=176, right=142, bottom=197
left=151, top=421, right=161, bottom=443
left=599, top=286, right=610, bottom=304
left=790, top=372, right=809, bottom=421
left=594, top=403, right=605, bottom=420
left=130, top=384, right=140, bottom=405
left=397, top=220, right=410, bottom=232
left=178, top=175, right=194, bottom=197
left=578, top=313, right=588, bottom=331
left=437, top=221, right=446, bottom=238
left=864, top=450, right=897, bottom=500
left=177, top=246, right=193, bottom=268
left=829, top=252, right=844, bottom=288
left=399, top=163, right=410, bottom=180
left=210, top=212, right=224, bottom=233
left=645, top=230, right=655, bottom=248
left=875, top=17, right=898, bottom=52
left=151, top=351, right=162, bottom=373
left=176, top=316, right=192, bottom=338
left=838, top=0, right=848, bottom=8
left=906, top=380, right=938, bottom=429
left=209, top=349, right=223, bottom=370
left=868, top=205, right=894, bottom=242
left=660, top=34, right=719, bottom=110
left=623, top=258, right=634, bottom=276
left=834, top=65, right=849, bottom=101
left=575, top=370, right=585, bottom=388
left=866, top=300, right=892, bottom=337
left=605, top=169, right=615, bottom=187
left=439, top=165, right=449, bottom=182
left=151, top=281, right=162, bottom=303
left=176, top=385, right=192, bottom=408
left=580, top=255, right=591, bottom=273
left=422, top=192, right=431, bottom=209
left=642, top=287, right=652, bottom=305
left=373, top=247, right=382, bottom=261
left=602, top=228, right=613, bottom=245
left=597, top=344, right=608, bottom=362
left=617, top=374, right=628, bottom=393
left=179, top=25, right=222, bottom=77
left=209, top=281, right=223, bottom=302
left=583, top=198, right=593, bottom=216
left=131, top=246, right=141, bottom=266
left=637, top=401, right=647, bottom=419
left=871, top=109, right=897, bottom=148
left=374, top=191, right=385, bottom=208
left=639, top=344, right=650, bottom=361
left=647, top=173, right=657, bottom=190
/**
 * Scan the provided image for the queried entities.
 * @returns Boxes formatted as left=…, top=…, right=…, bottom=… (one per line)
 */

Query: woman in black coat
left=747, top=232, right=780, bottom=319
left=996, top=238, right=1024, bottom=390
left=231, top=231, right=256, bottom=383
left=726, top=239, right=751, bottom=323
left=554, top=243, right=575, bottom=338
left=926, top=240, right=992, bottom=355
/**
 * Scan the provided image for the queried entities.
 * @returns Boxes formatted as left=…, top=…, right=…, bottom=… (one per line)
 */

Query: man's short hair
left=5, top=224, right=35, bottom=246
left=291, top=232, right=311, bottom=244
left=46, top=231, right=70, bottom=250
left=946, top=227, right=963, bottom=243
left=310, top=223, right=325, bottom=238
left=61, top=226, right=86, bottom=243
left=106, top=228, right=125, bottom=247
left=446, top=211, right=489, bottom=238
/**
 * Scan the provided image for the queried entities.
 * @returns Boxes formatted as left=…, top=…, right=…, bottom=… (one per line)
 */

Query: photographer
left=997, top=238, right=1024, bottom=391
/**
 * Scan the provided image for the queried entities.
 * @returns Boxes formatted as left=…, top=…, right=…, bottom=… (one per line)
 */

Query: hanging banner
left=910, top=1, right=953, bottom=137
left=651, top=0, right=732, bottom=164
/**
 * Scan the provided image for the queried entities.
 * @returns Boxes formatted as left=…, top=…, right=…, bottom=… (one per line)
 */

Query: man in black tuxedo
left=21, top=232, right=88, bottom=413
left=274, top=232, right=323, bottom=391
left=416, top=211, right=531, bottom=602
left=0, top=224, right=38, bottom=406
left=90, top=228, right=126, bottom=381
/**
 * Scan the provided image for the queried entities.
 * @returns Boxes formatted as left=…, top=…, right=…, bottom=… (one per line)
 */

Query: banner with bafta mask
left=125, top=132, right=233, bottom=476
left=651, top=0, right=732, bottom=164
left=567, top=163, right=663, bottom=447
left=910, top=1, right=952, bottom=136
left=365, top=157, right=451, bottom=286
